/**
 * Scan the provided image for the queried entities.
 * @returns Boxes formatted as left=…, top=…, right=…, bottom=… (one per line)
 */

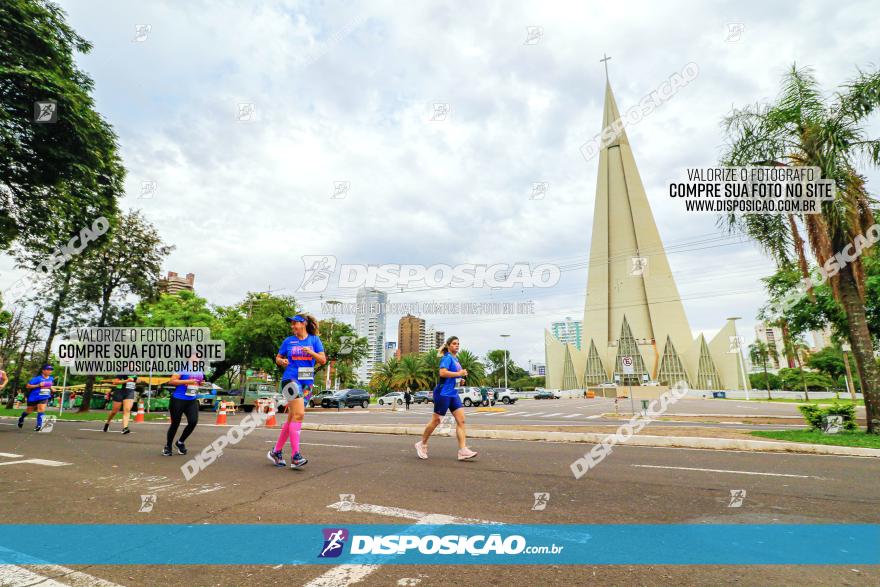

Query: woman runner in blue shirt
left=163, top=359, right=204, bottom=456
left=267, top=313, right=326, bottom=469
left=18, top=364, right=54, bottom=431
left=415, top=336, right=478, bottom=461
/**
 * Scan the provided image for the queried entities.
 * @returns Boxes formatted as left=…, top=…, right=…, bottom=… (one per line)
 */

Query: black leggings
left=166, top=397, right=199, bottom=447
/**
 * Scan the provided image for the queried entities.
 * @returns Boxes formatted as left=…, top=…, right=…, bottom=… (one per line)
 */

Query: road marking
left=0, top=458, right=71, bottom=467
left=632, top=464, right=824, bottom=479
left=522, top=412, right=541, bottom=417
left=563, top=414, right=580, bottom=418
left=0, top=452, right=23, bottom=458
left=264, top=441, right=362, bottom=449
left=23, top=564, right=126, bottom=587
left=79, top=428, right=123, bottom=433
left=586, top=414, right=602, bottom=419
left=502, top=411, right=526, bottom=417
left=0, top=566, right=68, bottom=586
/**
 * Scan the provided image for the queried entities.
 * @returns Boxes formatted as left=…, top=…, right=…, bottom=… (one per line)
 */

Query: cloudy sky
left=3, top=0, right=878, bottom=367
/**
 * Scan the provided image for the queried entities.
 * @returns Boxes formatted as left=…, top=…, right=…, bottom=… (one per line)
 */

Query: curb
left=301, top=423, right=880, bottom=458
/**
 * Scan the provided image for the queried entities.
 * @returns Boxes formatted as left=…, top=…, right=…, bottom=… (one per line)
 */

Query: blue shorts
left=281, top=379, right=313, bottom=402
left=433, top=392, right=462, bottom=416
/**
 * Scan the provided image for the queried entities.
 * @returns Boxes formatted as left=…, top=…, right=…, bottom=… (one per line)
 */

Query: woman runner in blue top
left=267, top=313, right=325, bottom=469
left=163, top=358, right=205, bottom=456
left=415, top=336, right=478, bottom=461
left=19, top=364, right=54, bottom=431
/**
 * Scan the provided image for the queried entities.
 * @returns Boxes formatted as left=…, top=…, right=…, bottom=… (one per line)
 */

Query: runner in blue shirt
left=415, top=336, right=478, bottom=461
left=18, top=364, right=54, bottom=431
left=267, top=313, right=326, bottom=470
left=163, top=359, right=205, bottom=456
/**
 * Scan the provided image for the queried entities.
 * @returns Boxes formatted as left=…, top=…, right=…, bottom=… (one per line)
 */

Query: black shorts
left=26, top=399, right=48, bottom=407
left=112, top=389, right=135, bottom=402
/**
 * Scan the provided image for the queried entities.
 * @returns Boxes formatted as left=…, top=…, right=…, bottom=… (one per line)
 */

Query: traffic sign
left=621, top=356, right=634, bottom=375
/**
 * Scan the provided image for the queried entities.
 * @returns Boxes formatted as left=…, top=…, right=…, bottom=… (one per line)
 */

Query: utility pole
left=841, top=342, right=857, bottom=401
left=500, top=334, right=511, bottom=389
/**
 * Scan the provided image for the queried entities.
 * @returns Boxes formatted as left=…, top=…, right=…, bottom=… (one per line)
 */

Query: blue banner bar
left=0, top=524, right=876, bottom=565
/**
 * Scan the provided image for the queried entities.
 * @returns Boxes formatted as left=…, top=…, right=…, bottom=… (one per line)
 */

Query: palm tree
left=420, top=351, right=441, bottom=389
left=456, top=349, right=486, bottom=386
left=392, top=354, right=430, bottom=392
left=371, top=358, right=399, bottom=393
left=721, top=64, right=880, bottom=432
left=749, top=340, right=772, bottom=399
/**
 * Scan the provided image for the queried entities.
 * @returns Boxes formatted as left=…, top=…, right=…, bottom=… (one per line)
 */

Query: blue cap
left=41, top=364, right=53, bottom=371
left=285, top=315, right=306, bottom=323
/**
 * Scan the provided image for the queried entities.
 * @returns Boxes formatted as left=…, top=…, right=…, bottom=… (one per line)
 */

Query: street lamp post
left=325, top=300, right=343, bottom=391
left=500, top=334, right=511, bottom=389
left=841, top=342, right=857, bottom=401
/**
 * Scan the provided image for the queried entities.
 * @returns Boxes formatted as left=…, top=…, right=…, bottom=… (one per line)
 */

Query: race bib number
left=298, top=367, right=314, bottom=380
left=125, top=381, right=136, bottom=390
left=40, top=389, right=50, bottom=396
left=185, top=385, right=199, bottom=397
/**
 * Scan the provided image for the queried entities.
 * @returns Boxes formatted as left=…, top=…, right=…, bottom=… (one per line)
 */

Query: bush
left=798, top=402, right=857, bottom=431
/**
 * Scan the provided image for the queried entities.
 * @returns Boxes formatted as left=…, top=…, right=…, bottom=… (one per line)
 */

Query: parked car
left=321, top=388, right=371, bottom=409
left=644, top=381, right=661, bottom=387
left=533, top=390, right=558, bottom=400
left=239, top=382, right=283, bottom=412
left=377, top=392, right=405, bottom=406
left=458, top=387, right=485, bottom=407
left=308, top=392, right=334, bottom=408
left=413, top=391, right=432, bottom=404
left=492, top=388, right=519, bottom=404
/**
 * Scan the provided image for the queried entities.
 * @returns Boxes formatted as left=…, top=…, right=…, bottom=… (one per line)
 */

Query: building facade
left=354, top=288, right=387, bottom=383
left=398, top=314, right=425, bottom=356
left=158, top=271, right=195, bottom=294
left=544, top=78, right=748, bottom=391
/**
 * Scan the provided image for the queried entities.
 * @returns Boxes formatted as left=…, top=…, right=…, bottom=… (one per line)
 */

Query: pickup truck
left=239, top=382, right=284, bottom=412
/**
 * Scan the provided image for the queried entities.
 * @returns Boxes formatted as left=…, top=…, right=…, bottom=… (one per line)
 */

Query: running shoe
left=162, top=446, right=173, bottom=456
left=414, top=440, right=428, bottom=460
left=267, top=449, right=286, bottom=467
left=122, top=427, right=131, bottom=435
left=17, top=415, right=24, bottom=429
left=103, top=423, right=110, bottom=432
left=457, top=447, right=478, bottom=461
left=33, top=425, right=42, bottom=432
left=175, top=440, right=187, bottom=455
left=290, top=452, right=308, bottom=469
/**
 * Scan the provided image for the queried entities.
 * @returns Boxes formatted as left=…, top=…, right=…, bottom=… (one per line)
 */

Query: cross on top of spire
left=600, top=53, right=611, bottom=81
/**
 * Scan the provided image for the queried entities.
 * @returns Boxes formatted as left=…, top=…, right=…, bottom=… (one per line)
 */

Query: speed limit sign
left=621, top=356, right=634, bottom=375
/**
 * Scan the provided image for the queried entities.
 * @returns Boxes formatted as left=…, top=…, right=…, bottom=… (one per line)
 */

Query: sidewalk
left=301, top=422, right=880, bottom=458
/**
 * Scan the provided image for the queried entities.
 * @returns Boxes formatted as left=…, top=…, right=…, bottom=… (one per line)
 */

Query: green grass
left=750, top=429, right=880, bottom=449
left=0, top=407, right=168, bottom=421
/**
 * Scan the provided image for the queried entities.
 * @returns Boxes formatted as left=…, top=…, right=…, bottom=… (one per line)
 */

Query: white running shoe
left=414, top=440, right=428, bottom=460
left=457, top=447, right=478, bottom=461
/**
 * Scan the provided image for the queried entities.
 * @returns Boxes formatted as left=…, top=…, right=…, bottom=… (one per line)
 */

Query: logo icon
left=429, top=102, right=450, bottom=122
left=822, top=415, right=843, bottom=434
left=133, top=24, right=152, bottom=42
left=331, top=181, right=351, bottom=200
left=531, top=492, right=549, bottom=510
left=139, top=180, right=158, bottom=199
left=728, top=335, right=745, bottom=354
left=725, top=23, right=745, bottom=42
left=338, top=494, right=356, bottom=512
left=728, top=489, right=746, bottom=508
left=34, top=101, right=58, bottom=123
left=39, top=415, right=57, bottom=433
left=529, top=182, right=548, bottom=200
left=339, top=336, right=355, bottom=356
left=298, top=255, right=337, bottom=293
left=139, top=494, right=157, bottom=512
left=319, top=528, right=349, bottom=558
left=630, top=256, right=648, bottom=277
left=524, top=26, right=543, bottom=45
left=237, top=102, right=257, bottom=122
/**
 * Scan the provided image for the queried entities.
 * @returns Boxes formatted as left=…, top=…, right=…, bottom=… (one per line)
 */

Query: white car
left=458, top=387, right=484, bottom=407
left=377, top=392, right=404, bottom=406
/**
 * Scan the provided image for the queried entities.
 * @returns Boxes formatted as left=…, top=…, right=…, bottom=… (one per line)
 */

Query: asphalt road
left=1, top=417, right=878, bottom=586
left=301, top=398, right=816, bottom=430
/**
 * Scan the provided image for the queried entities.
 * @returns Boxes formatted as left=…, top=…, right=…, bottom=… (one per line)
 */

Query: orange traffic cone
left=134, top=401, right=145, bottom=423
left=265, top=403, right=277, bottom=428
left=215, top=401, right=228, bottom=425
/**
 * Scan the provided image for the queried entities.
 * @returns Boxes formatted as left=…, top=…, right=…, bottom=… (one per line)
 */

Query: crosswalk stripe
left=563, top=413, right=580, bottom=418
left=541, top=413, right=564, bottom=418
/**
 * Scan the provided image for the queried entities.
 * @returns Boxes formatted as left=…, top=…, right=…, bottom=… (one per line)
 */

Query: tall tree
left=74, top=210, right=171, bottom=411
left=721, top=64, right=880, bottom=432
left=0, top=0, right=122, bottom=249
